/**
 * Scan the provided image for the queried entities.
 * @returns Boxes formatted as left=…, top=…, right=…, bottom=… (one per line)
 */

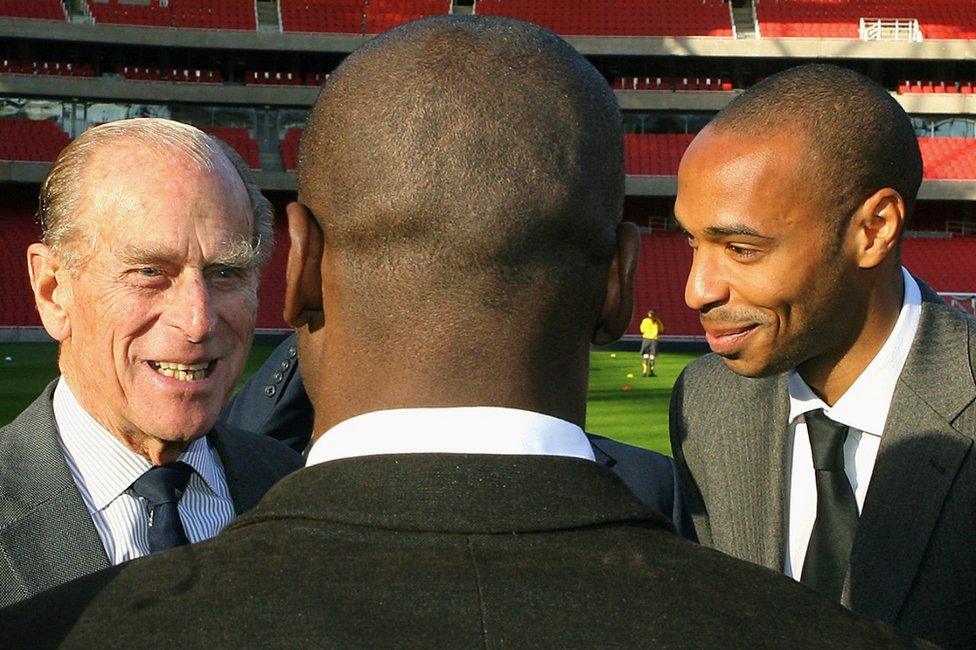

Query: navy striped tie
left=130, top=461, right=194, bottom=553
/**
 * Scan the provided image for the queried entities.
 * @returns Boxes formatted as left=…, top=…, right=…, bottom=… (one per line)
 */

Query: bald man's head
left=297, top=16, right=623, bottom=324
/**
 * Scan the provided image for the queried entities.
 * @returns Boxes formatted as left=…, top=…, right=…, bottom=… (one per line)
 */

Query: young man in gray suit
left=0, top=20, right=918, bottom=647
left=0, top=119, right=301, bottom=606
left=670, top=64, right=976, bottom=647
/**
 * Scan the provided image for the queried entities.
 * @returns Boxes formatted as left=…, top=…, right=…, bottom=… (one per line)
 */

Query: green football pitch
left=0, top=342, right=698, bottom=456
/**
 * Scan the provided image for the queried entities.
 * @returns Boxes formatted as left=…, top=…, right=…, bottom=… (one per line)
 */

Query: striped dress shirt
left=52, top=378, right=236, bottom=565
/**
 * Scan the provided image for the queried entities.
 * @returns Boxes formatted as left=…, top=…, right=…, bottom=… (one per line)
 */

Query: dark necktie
left=130, top=461, right=194, bottom=553
left=800, top=409, right=859, bottom=601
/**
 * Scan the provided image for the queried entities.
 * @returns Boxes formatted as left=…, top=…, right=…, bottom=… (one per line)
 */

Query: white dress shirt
left=784, top=267, right=922, bottom=578
left=306, top=406, right=596, bottom=467
left=53, top=378, right=236, bottom=565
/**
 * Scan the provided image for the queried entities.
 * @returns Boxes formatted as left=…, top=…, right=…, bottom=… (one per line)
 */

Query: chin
left=720, top=355, right=780, bottom=379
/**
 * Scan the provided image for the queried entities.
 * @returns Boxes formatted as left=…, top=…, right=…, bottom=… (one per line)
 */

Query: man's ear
left=852, top=188, right=905, bottom=269
left=593, top=222, right=640, bottom=346
left=27, top=243, right=71, bottom=341
left=283, top=201, right=325, bottom=330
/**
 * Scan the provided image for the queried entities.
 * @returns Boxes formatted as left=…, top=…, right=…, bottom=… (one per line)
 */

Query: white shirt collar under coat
left=788, top=267, right=922, bottom=437
left=53, top=378, right=226, bottom=510
left=305, top=406, right=596, bottom=467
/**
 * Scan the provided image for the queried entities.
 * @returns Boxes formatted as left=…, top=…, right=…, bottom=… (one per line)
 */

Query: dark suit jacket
left=0, top=454, right=918, bottom=648
left=670, top=283, right=976, bottom=648
left=222, top=333, right=695, bottom=538
left=0, top=380, right=303, bottom=607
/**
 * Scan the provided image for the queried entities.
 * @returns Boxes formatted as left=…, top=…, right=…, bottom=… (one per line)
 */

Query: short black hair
left=711, top=64, right=922, bottom=231
left=298, top=15, right=623, bottom=326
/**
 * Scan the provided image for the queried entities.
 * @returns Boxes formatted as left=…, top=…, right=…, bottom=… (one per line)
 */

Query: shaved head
left=290, top=15, right=636, bottom=431
left=298, top=16, right=623, bottom=324
left=710, top=64, right=922, bottom=240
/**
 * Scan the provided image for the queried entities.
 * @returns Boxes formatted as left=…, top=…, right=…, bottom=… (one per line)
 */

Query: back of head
left=298, top=16, right=623, bottom=336
left=711, top=64, right=922, bottom=232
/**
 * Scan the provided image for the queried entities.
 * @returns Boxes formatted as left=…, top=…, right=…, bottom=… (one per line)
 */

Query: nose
left=169, top=273, right=217, bottom=343
left=685, top=246, right=729, bottom=313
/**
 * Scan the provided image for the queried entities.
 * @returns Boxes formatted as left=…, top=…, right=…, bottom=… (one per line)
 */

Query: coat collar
left=229, top=453, right=674, bottom=536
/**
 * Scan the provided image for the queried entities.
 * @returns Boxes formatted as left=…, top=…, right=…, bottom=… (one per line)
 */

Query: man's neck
left=797, top=269, right=905, bottom=405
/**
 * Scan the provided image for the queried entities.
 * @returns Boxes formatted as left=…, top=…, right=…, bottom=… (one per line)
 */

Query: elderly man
left=0, top=20, right=916, bottom=646
left=670, top=64, right=976, bottom=647
left=0, top=118, right=301, bottom=606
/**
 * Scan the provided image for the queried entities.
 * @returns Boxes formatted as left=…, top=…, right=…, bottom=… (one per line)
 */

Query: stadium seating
left=476, top=0, right=733, bottom=37
left=279, top=0, right=449, bottom=34
left=0, top=198, right=43, bottom=327
left=0, top=59, right=94, bottom=77
left=614, top=76, right=735, bottom=92
left=0, top=118, right=71, bottom=162
left=756, top=1, right=976, bottom=40
left=256, top=216, right=289, bottom=329
left=118, top=66, right=222, bottom=83
left=903, top=236, right=976, bottom=292
left=0, top=0, right=65, bottom=20
left=200, top=126, right=260, bottom=170
left=246, top=70, right=305, bottom=86
left=899, top=80, right=974, bottom=94
left=279, top=128, right=302, bottom=171
left=631, top=232, right=700, bottom=336
left=918, top=138, right=976, bottom=180
left=87, top=0, right=256, bottom=30
left=624, top=134, right=695, bottom=176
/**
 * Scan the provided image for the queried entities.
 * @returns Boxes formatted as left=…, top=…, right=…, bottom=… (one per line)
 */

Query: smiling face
left=674, top=126, right=862, bottom=378
left=55, top=144, right=257, bottom=450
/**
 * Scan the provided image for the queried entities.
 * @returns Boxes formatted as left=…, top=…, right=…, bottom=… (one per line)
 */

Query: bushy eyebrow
left=114, top=238, right=258, bottom=269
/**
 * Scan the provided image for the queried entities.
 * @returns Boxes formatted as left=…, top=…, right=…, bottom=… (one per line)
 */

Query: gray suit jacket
left=670, top=284, right=976, bottom=648
left=0, top=380, right=303, bottom=607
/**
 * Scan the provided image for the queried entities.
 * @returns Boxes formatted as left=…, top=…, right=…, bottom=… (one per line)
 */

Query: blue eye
left=137, top=267, right=162, bottom=277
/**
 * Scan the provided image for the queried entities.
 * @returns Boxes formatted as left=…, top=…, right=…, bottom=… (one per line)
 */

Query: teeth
left=151, top=360, right=211, bottom=381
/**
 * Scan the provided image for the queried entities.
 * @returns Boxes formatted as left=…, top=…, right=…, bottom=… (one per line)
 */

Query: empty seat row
left=0, top=118, right=72, bottom=162
left=899, top=80, right=976, bottom=95
left=0, top=59, right=94, bottom=77
left=614, top=76, right=734, bottom=92
left=86, top=0, right=256, bottom=30
left=0, top=0, right=65, bottom=20
left=200, top=126, right=260, bottom=170
left=246, top=70, right=329, bottom=86
left=756, top=0, right=976, bottom=40
left=117, top=66, right=222, bottom=83
left=476, top=0, right=733, bottom=38
left=279, top=0, right=449, bottom=33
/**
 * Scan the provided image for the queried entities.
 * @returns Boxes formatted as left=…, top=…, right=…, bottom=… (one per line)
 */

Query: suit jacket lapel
left=0, top=382, right=109, bottom=602
left=846, top=293, right=975, bottom=620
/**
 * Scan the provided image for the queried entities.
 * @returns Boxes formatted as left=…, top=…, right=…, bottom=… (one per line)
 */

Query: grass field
left=0, top=342, right=697, bottom=456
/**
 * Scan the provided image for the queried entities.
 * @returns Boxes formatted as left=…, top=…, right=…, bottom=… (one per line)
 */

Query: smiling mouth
left=149, top=360, right=214, bottom=382
left=703, top=324, right=759, bottom=355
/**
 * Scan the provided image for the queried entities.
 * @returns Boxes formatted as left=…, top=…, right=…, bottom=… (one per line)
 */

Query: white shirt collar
left=53, top=378, right=226, bottom=510
left=788, top=267, right=922, bottom=437
left=305, top=406, right=596, bottom=467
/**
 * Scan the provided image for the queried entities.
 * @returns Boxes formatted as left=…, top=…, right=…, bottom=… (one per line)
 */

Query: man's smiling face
left=674, top=125, right=858, bottom=378
left=56, top=144, right=258, bottom=448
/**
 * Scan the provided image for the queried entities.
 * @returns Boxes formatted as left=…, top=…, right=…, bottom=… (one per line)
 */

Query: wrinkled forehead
left=79, top=143, right=252, bottom=238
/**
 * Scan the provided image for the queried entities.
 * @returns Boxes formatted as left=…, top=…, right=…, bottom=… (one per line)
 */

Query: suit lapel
left=0, top=383, right=109, bottom=602
left=846, top=289, right=975, bottom=620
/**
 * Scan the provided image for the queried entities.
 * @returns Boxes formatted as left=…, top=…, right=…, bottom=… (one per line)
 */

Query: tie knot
left=805, top=409, right=849, bottom=471
left=130, top=461, right=194, bottom=507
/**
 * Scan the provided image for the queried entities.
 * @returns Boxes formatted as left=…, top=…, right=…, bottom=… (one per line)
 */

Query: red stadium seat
left=756, top=0, right=976, bottom=40
left=279, top=128, right=302, bottom=172
left=199, top=126, right=261, bottom=170
left=0, top=0, right=65, bottom=20
left=476, top=0, right=733, bottom=38
left=280, top=0, right=449, bottom=34
left=0, top=118, right=71, bottom=163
